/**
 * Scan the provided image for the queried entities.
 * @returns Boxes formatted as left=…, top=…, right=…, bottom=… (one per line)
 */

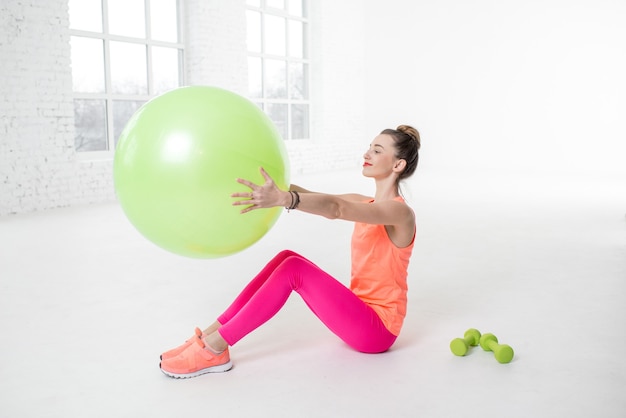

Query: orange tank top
left=350, top=197, right=415, bottom=336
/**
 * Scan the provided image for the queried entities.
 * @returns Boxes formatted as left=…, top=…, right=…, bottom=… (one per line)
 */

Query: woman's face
left=361, top=134, right=399, bottom=178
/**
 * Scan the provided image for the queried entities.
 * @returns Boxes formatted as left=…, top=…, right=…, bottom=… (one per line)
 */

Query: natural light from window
left=69, top=0, right=183, bottom=153
left=246, top=0, right=310, bottom=140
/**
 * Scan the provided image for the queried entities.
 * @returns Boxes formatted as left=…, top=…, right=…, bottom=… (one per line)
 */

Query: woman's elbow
left=325, top=202, right=342, bottom=220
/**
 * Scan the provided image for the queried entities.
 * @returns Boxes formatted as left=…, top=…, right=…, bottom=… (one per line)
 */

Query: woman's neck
left=373, top=176, right=400, bottom=202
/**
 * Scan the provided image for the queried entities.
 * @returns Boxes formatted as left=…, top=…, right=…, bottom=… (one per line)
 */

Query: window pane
left=288, top=20, right=304, bottom=58
left=70, top=36, right=105, bottom=93
left=113, top=100, right=144, bottom=147
left=265, top=59, right=286, bottom=98
left=69, top=0, right=102, bottom=32
left=246, top=0, right=309, bottom=142
left=108, top=0, right=145, bottom=38
left=110, top=41, right=147, bottom=94
left=288, top=0, right=304, bottom=17
left=150, top=0, right=178, bottom=42
left=264, top=14, right=286, bottom=55
left=267, top=103, right=288, bottom=139
left=267, top=0, right=285, bottom=10
left=291, top=104, right=309, bottom=139
left=246, top=10, right=261, bottom=53
left=152, top=46, right=180, bottom=94
left=248, top=57, right=262, bottom=98
left=289, top=62, right=307, bottom=100
left=74, top=99, right=107, bottom=151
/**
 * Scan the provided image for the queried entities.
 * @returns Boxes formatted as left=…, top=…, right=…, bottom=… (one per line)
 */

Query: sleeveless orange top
left=349, top=197, right=415, bottom=336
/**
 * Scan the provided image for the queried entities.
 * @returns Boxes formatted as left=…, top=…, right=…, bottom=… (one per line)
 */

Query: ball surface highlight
left=114, top=86, right=290, bottom=258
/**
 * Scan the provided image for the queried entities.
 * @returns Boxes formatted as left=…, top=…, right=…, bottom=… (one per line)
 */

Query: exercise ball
left=113, top=86, right=290, bottom=258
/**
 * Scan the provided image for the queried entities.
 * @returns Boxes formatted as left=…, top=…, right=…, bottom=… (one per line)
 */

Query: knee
left=274, top=250, right=308, bottom=264
left=278, top=254, right=307, bottom=271
left=268, top=250, right=299, bottom=266
left=272, top=255, right=311, bottom=290
left=276, top=249, right=298, bottom=259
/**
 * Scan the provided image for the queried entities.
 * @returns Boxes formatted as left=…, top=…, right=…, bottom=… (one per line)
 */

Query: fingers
left=231, top=196, right=252, bottom=205
left=260, top=167, right=273, bottom=183
left=231, top=168, right=272, bottom=214
left=231, top=196, right=255, bottom=214
left=236, top=177, right=256, bottom=188
left=237, top=167, right=273, bottom=188
left=231, top=191, right=252, bottom=198
left=231, top=190, right=254, bottom=212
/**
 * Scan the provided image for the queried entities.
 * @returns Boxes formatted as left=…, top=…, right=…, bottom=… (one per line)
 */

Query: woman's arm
left=290, top=184, right=372, bottom=203
left=293, top=192, right=415, bottom=248
left=288, top=184, right=312, bottom=193
left=233, top=168, right=409, bottom=227
left=294, top=192, right=412, bottom=226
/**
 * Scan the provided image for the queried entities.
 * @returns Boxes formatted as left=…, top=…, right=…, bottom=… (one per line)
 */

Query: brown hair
left=381, top=124, right=421, bottom=182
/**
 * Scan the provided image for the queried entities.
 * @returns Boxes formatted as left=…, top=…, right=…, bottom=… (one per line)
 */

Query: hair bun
left=397, top=125, right=420, bottom=149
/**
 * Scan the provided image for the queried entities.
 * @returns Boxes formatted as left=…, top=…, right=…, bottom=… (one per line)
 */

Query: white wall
left=364, top=0, right=626, bottom=177
left=1, top=0, right=76, bottom=214
left=184, top=0, right=248, bottom=95
left=0, top=0, right=370, bottom=215
left=5, top=1, right=622, bottom=215
left=288, top=0, right=369, bottom=174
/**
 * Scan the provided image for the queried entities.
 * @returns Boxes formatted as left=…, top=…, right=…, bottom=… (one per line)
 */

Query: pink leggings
left=217, top=250, right=397, bottom=353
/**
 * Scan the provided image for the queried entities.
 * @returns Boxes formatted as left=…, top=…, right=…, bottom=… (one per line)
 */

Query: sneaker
left=160, top=336, right=232, bottom=379
left=160, top=328, right=205, bottom=360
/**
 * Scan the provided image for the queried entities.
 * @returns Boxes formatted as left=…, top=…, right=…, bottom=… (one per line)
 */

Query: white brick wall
left=184, top=0, right=248, bottom=95
left=288, top=0, right=368, bottom=175
left=0, top=0, right=369, bottom=215
left=0, top=0, right=77, bottom=215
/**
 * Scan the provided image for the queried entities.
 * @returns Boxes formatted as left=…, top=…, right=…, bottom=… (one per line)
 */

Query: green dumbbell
left=479, top=333, right=514, bottom=364
left=450, top=328, right=481, bottom=356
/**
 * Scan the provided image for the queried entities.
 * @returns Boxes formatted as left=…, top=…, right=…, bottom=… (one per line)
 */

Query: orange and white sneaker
left=160, top=335, right=232, bottom=379
left=160, top=328, right=205, bottom=360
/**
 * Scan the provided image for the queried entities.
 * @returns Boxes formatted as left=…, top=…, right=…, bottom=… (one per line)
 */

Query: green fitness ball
left=114, top=86, right=290, bottom=258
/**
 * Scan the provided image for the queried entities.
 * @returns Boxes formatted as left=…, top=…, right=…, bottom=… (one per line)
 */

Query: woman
left=160, top=125, right=421, bottom=378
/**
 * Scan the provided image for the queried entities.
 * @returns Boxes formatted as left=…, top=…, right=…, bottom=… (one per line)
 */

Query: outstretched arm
left=232, top=168, right=410, bottom=226
left=289, top=184, right=372, bottom=203
left=288, top=184, right=312, bottom=194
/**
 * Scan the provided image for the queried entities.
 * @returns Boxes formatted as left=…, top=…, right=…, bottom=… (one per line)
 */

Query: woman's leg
left=214, top=250, right=302, bottom=326
left=201, top=250, right=307, bottom=352
left=216, top=253, right=397, bottom=353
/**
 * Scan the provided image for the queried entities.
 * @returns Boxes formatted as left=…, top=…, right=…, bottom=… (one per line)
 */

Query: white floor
left=1, top=168, right=625, bottom=418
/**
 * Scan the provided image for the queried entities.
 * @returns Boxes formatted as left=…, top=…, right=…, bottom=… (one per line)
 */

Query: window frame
left=246, top=0, right=311, bottom=141
left=69, top=0, right=185, bottom=159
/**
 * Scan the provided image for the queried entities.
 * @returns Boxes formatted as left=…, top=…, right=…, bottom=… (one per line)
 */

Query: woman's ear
left=393, top=159, right=407, bottom=173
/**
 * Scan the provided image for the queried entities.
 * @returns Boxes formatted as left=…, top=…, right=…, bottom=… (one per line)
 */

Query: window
left=69, top=0, right=184, bottom=153
left=246, top=0, right=310, bottom=140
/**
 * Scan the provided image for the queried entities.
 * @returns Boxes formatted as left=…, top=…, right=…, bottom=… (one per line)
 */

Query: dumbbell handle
left=462, top=332, right=479, bottom=346
left=481, top=334, right=514, bottom=364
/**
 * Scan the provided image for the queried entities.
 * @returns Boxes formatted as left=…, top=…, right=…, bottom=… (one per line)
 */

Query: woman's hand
left=232, top=167, right=288, bottom=214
